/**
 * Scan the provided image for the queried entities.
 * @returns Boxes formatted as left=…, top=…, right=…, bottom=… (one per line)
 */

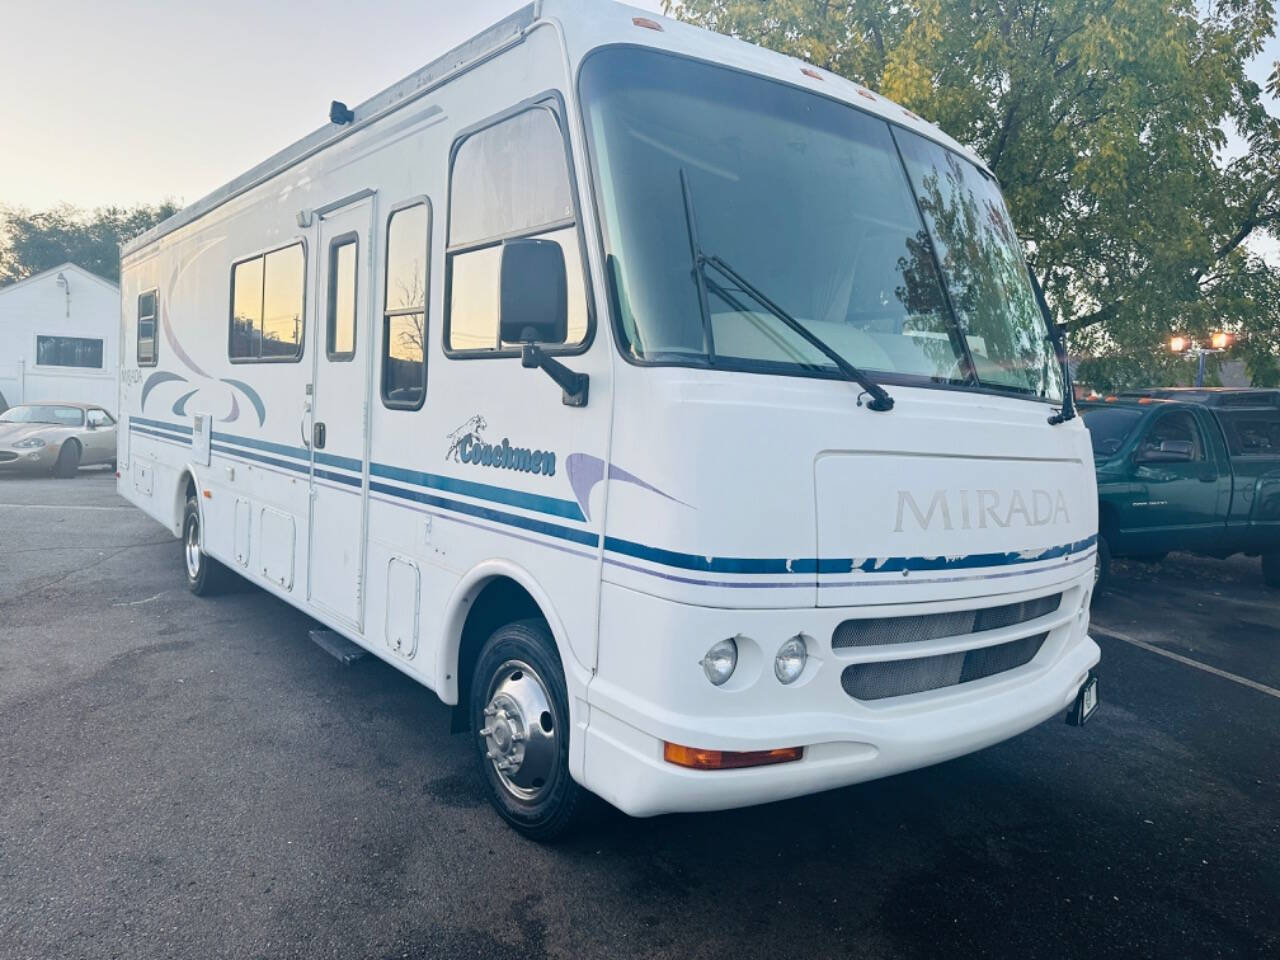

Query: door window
left=1140, top=410, right=1204, bottom=460
left=326, top=235, right=358, bottom=361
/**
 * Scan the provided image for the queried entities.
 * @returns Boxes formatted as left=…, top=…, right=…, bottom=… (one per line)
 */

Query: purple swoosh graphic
left=564, top=453, right=690, bottom=522
left=162, top=263, right=210, bottom=378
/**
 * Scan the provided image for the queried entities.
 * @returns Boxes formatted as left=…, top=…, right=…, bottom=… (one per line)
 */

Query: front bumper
left=0, top=445, right=58, bottom=472
left=582, top=573, right=1099, bottom=817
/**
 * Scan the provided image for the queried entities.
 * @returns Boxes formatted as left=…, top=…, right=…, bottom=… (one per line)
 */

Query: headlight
left=774, top=636, right=807, bottom=684
left=13, top=438, right=46, bottom=449
left=700, top=638, right=738, bottom=686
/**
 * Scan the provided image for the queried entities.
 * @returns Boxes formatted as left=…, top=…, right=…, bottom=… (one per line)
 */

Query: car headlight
left=13, top=438, right=46, bottom=449
left=700, top=638, right=738, bottom=686
left=774, top=635, right=807, bottom=684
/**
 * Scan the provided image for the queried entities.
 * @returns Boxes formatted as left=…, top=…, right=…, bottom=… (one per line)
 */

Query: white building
left=0, top=263, right=119, bottom=413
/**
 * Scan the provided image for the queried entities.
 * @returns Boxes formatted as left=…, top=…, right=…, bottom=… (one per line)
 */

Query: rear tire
left=1093, top=536, right=1112, bottom=597
left=183, top=496, right=227, bottom=596
left=470, top=619, right=587, bottom=841
left=53, top=441, right=81, bottom=478
left=1263, top=553, right=1280, bottom=589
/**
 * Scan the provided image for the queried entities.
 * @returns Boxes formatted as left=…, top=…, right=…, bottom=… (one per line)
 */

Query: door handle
left=313, top=422, right=326, bottom=449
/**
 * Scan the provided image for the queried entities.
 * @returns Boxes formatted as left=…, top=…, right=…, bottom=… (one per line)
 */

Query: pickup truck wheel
left=470, top=619, right=587, bottom=841
left=1093, top=536, right=1112, bottom=596
left=1263, top=553, right=1280, bottom=589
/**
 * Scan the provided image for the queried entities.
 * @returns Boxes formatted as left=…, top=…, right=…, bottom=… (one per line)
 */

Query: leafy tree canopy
left=666, top=0, right=1280, bottom=388
left=0, top=202, right=179, bottom=287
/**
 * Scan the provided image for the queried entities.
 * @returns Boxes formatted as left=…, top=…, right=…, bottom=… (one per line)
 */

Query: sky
left=0, top=0, right=1275, bottom=257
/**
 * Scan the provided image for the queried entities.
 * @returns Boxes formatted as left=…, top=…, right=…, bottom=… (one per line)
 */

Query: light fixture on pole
left=1168, top=333, right=1231, bottom=387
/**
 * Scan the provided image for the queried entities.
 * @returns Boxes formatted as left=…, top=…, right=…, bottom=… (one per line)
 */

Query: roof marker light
left=856, top=88, right=877, bottom=101
left=632, top=17, right=663, bottom=31
left=801, top=67, right=823, bottom=80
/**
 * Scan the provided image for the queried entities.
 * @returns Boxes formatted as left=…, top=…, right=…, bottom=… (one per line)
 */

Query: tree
left=666, top=0, right=1280, bottom=387
left=0, top=201, right=180, bottom=287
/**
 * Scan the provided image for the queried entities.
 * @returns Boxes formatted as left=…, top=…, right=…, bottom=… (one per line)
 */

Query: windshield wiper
left=1027, top=267, right=1076, bottom=425
left=678, top=169, right=894, bottom=412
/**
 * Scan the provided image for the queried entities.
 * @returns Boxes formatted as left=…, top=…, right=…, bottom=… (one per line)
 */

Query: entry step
left=308, top=628, right=368, bottom=665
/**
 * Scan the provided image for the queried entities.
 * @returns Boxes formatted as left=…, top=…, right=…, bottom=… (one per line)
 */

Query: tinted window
left=446, top=106, right=588, bottom=352
left=1081, top=406, right=1143, bottom=457
left=137, top=291, right=158, bottom=365
left=382, top=203, right=430, bottom=408
left=327, top=237, right=358, bottom=360
left=36, top=336, right=103, bottom=369
left=1218, top=410, right=1280, bottom=456
left=229, top=243, right=305, bottom=361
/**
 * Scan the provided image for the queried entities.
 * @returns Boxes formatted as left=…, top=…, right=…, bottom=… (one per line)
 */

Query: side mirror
left=85, top=420, right=97, bottom=431
left=1136, top=440, right=1194, bottom=463
left=498, top=238, right=588, bottom=407
left=500, top=238, right=568, bottom=347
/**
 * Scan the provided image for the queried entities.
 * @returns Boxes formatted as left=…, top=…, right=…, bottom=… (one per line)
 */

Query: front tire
left=470, top=619, right=586, bottom=841
left=53, top=440, right=81, bottom=478
left=182, top=496, right=226, bottom=596
left=1263, top=553, right=1280, bottom=589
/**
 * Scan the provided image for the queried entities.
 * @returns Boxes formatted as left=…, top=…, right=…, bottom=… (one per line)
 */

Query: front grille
left=841, top=632, right=1048, bottom=701
left=832, top=593, right=1061, bottom=649
left=0, top=452, right=17, bottom=462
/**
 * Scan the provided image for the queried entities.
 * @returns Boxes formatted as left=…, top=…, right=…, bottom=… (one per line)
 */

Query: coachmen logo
left=893, top=488, right=1070, bottom=532
left=446, top=415, right=556, bottom=477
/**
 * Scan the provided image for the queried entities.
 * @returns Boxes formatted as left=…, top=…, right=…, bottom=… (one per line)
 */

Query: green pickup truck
left=1080, top=388, right=1280, bottom=589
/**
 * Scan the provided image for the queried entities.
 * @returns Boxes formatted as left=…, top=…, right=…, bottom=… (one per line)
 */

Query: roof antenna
left=329, top=101, right=355, bottom=125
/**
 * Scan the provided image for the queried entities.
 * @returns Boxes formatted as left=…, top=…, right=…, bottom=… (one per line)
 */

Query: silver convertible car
left=0, top=403, right=117, bottom=478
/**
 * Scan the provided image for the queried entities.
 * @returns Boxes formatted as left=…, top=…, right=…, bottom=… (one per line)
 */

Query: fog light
left=700, top=638, right=738, bottom=686
left=774, top=635, right=807, bottom=684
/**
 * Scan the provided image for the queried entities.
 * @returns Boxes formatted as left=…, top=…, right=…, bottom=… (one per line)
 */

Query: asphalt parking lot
left=1, top=473, right=1276, bottom=960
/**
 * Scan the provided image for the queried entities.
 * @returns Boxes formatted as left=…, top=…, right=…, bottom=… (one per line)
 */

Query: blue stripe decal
left=129, top=416, right=1093, bottom=581
left=132, top=424, right=190, bottom=444
left=132, top=415, right=192, bottom=435
left=210, top=442, right=308, bottom=476
left=370, top=463, right=586, bottom=522
left=604, top=534, right=1098, bottom=576
left=370, top=481, right=599, bottom=548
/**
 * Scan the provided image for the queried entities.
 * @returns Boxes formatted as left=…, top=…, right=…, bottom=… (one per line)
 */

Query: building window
left=445, top=104, right=589, bottom=353
left=36, top=335, right=103, bottom=369
left=381, top=202, right=430, bottom=409
left=137, top=290, right=158, bottom=365
left=326, top=236, right=358, bottom=361
left=229, top=242, right=306, bottom=361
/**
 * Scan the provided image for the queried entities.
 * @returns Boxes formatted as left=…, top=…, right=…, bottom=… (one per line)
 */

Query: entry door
left=308, top=194, right=375, bottom=626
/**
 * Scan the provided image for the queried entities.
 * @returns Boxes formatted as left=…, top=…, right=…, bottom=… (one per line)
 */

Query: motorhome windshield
left=580, top=47, right=1063, bottom=402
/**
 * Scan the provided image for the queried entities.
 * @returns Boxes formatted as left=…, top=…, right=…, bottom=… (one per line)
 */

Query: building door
left=307, top=193, right=375, bottom=627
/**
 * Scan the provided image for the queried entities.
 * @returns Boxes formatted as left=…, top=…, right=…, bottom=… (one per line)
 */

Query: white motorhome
left=117, top=0, right=1100, bottom=838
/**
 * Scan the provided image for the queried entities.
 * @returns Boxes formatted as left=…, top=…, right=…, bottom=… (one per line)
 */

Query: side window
left=229, top=242, right=306, bottom=361
left=445, top=104, right=589, bottom=353
left=1219, top=410, right=1280, bottom=456
left=327, top=235, right=358, bottom=361
left=1142, top=410, right=1204, bottom=460
left=381, top=202, right=430, bottom=409
left=137, top=290, right=158, bottom=366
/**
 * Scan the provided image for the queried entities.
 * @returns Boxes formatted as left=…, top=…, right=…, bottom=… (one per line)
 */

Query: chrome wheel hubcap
left=185, top=519, right=201, bottom=580
left=479, top=659, right=557, bottom=802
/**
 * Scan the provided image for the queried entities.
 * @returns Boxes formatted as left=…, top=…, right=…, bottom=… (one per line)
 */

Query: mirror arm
left=521, top=344, right=589, bottom=408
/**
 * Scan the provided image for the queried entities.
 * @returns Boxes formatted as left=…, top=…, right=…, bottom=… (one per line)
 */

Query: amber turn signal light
left=663, top=742, right=803, bottom=770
